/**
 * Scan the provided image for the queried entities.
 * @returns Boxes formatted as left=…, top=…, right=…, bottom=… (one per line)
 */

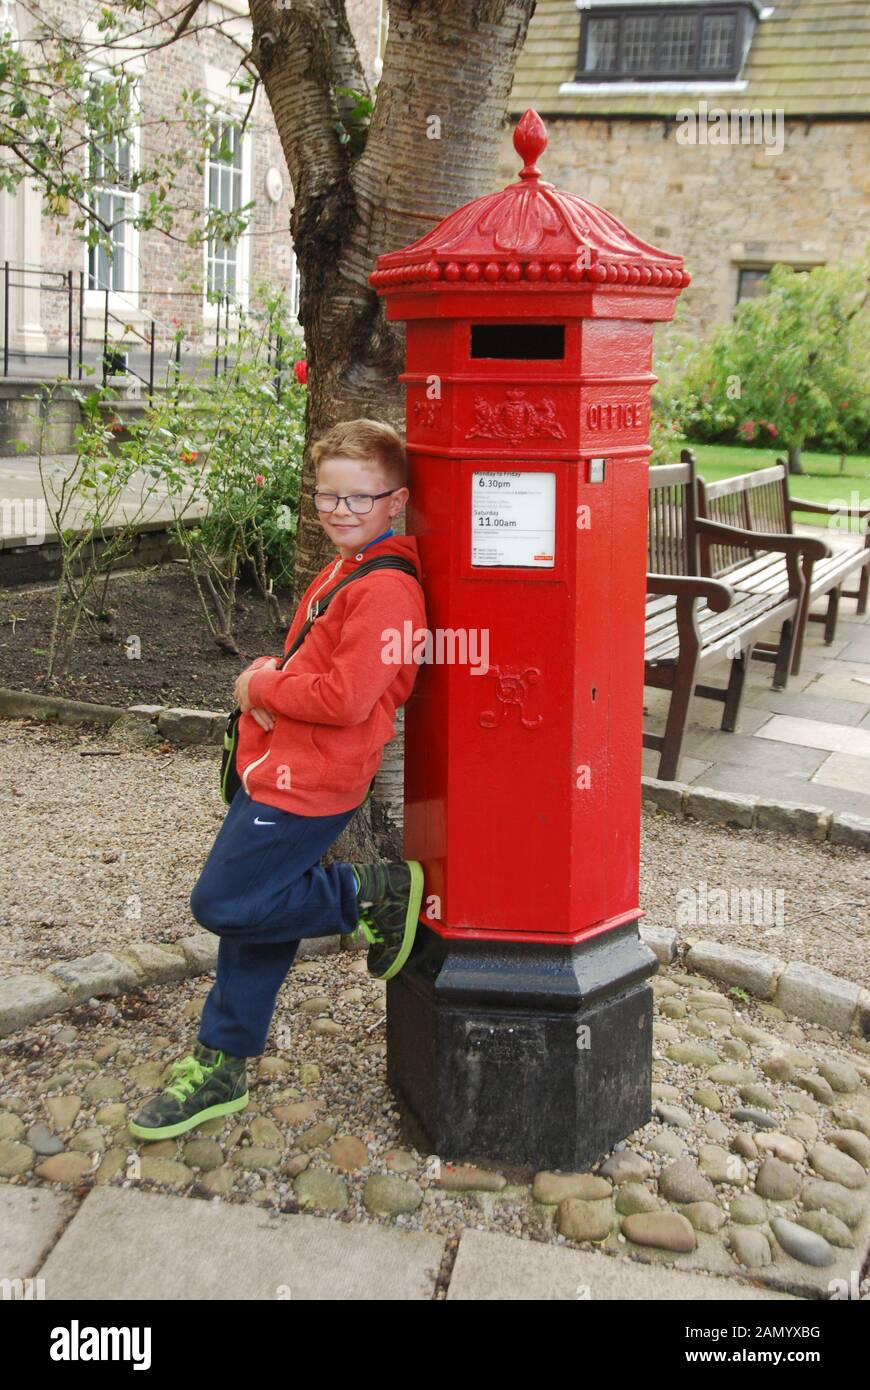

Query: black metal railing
left=1, top=265, right=300, bottom=399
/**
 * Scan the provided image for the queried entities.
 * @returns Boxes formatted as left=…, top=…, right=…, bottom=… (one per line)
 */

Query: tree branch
left=173, top=0, right=204, bottom=41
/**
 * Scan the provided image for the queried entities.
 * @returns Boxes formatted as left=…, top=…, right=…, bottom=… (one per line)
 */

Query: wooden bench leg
left=824, top=587, right=840, bottom=644
left=858, top=563, right=869, bottom=616
left=774, top=617, right=795, bottom=691
left=790, top=582, right=810, bottom=676
left=658, top=653, right=699, bottom=780
left=721, top=646, right=751, bottom=732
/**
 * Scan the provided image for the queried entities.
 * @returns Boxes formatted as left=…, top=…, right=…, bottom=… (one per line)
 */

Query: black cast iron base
left=386, top=919, right=658, bottom=1173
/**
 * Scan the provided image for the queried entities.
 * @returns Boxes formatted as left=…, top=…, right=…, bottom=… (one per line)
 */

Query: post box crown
left=369, top=108, right=690, bottom=296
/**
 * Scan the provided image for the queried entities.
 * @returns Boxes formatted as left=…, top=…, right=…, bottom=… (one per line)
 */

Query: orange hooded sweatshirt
left=236, top=532, right=426, bottom=816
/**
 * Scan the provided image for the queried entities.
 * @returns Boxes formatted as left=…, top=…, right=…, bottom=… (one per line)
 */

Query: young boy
left=128, top=419, right=427, bottom=1141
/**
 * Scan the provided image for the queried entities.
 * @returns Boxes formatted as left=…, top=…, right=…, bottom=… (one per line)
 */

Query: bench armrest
left=647, top=572, right=734, bottom=613
left=695, top=517, right=830, bottom=562
left=789, top=496, right=870, bottom=520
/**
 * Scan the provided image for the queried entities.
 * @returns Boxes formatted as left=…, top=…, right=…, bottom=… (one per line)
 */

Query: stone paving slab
left=839, top=640, right=870, bottom=663
left=802, top=675, right=870, bottom=704
left=745, top=669, right=818, bottom=694
left=745, top=691, right=870, bottom=727
left=811, top=752, right=870, bottom=795
left=689, top=705, right=773, bottom=736
left=757, top=716, right=870, bottom=760
left=446, top=1228, right=797, bottom=1300
left=643, top=605, right=870, bottom=816
left=35, top=1186, right=445, bottom=1300
left=0, top=1183, right=78, bottom=1282
left=678, top=762, right=870, bottom=820
left=688, top=731, right=827, bottom=776
left=642, top=749, right=712, bottom=783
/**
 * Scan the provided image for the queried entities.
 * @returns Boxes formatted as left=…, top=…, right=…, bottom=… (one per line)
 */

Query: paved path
left=0, top=455, right=205, bottom=546
left=644, top=587, right=870, bottom=821
left=3, top=1182, right=796, bottom=1300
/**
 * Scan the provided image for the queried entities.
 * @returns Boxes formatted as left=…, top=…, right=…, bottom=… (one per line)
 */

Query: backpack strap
left=278, top=555, right=420, bottom=669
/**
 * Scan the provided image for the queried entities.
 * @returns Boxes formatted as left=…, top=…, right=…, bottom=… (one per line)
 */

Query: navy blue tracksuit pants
left=189, top=788, right=362, bottom=1057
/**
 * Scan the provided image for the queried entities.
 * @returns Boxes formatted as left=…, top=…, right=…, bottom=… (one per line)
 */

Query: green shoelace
left=352, top=913, right=383, bottom=945
left=164, top=1054, right=219, bottom=1101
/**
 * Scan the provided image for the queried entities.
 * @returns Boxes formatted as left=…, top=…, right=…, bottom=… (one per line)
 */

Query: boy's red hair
left=311, top=418, right=407, bottom=491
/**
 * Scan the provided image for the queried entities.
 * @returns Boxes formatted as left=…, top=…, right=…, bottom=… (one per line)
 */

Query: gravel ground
left=0, top=718, right=867, bottom=985
left=640, top=809, right=870, bottom=986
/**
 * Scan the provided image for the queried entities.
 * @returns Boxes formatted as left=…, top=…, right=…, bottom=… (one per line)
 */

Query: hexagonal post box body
left=370, top=109, right=689, bottom=1171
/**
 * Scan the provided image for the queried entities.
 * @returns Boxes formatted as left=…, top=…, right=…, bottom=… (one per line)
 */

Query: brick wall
left=33, top=0, right=383, bottom=357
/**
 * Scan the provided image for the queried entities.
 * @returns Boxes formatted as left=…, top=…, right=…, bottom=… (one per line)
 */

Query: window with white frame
left=86, top=78, right=138, bottom=295
left=205, top=116, right=245, bottom=300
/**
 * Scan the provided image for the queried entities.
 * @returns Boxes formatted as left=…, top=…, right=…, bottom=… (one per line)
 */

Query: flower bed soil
left=0, top=565, right=294, bottom=710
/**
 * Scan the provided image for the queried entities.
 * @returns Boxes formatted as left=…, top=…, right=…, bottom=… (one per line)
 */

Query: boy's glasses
left=311, top=488, right=398, bottom=514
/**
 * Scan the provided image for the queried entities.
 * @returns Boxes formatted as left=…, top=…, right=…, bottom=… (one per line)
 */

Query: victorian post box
left=369, top=109, right=690, bottom=1171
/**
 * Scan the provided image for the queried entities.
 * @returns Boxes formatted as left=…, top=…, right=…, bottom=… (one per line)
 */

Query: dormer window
left=577, top=4, right=758, bottom=82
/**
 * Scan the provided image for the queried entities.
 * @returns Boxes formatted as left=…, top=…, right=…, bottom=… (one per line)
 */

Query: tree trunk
left=249, top=0, right=536, bottom=861
left=787, top=444, right=805, bottom=475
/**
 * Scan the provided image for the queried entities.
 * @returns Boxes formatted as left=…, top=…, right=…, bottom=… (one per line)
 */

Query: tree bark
left=248, top=0, right=537, bottom=859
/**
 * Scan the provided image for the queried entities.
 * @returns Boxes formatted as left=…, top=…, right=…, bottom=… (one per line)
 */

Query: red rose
left=293, top=359, right=308, bottom=385
left=255, top=474, right=265, bottom=486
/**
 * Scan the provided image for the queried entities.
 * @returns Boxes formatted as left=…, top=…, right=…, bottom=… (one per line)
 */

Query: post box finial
left=514, top=108, right=547, bottom=181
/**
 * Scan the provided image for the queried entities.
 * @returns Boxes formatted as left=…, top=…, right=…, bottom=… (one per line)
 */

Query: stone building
left=502, top=0, right=870, bottom=335
left=2, top=0, right=866, bottom=372
left=0, top=0, right=388, bottom=377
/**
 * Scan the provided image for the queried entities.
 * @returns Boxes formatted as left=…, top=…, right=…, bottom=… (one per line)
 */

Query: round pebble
left=622, top=1211, right=696, bottom=1253
left=729, top=1226, right=771, bottom=1268
left=770, top=1216, right=835, bottom=1267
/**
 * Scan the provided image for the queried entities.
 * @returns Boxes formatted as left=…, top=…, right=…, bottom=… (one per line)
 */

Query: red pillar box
left=370, top=109, right=690, bottom=1171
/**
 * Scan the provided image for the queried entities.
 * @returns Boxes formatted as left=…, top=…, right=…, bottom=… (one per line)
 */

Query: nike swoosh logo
left=253, top=817, right=276, bottom=826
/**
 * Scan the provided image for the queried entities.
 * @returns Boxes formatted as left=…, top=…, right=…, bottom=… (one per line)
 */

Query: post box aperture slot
left=469, top=324, right=565, bottom=360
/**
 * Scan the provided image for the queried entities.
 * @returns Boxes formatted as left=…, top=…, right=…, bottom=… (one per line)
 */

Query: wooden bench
left=645, top=453, right=809, bottom=780
left=696, top=455, right=870, bottom=674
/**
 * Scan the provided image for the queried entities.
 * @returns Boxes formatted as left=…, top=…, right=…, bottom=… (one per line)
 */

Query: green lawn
left=689, top=444, right=870, bottom=530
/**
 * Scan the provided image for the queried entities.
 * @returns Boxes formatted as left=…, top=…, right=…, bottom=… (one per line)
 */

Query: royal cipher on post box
left=369, top=109, right=690, bottom=1171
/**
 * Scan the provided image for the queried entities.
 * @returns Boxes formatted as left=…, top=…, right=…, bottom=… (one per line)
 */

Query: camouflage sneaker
left=127, top=1041, right=249, bottom=1142
left=349, top=860, right=424, bottom=980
